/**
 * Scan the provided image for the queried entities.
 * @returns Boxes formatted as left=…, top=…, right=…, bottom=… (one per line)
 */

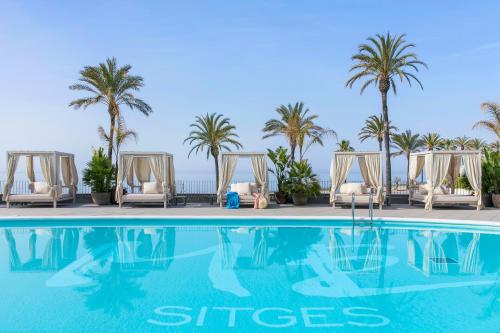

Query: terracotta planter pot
left=492, top=194, right=500, bottom=208
left=275, top=192, right=287, bottom=204
left=482, top=193, right=492, bottom=207
left=292, top=193, right=308, bottom=206
left=91, top=192, right=111, bottom=205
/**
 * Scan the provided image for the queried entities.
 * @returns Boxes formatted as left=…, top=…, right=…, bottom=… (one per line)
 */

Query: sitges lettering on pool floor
left=147, top=306, right=390, bottom=328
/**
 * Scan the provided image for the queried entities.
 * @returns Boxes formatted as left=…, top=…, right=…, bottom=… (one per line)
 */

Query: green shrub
left=82, top=147, right=115, bottom=193
left=482, top=149, right=500, bottom=194
left=267, top=146, right=290, bottom=194
left=283, top=160, right=321, bottom=197
left=455, top=176, right=472, bottom=190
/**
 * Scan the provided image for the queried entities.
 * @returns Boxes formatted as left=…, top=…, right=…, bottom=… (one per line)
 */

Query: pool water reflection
left=0, top=221, right=499, bottom=332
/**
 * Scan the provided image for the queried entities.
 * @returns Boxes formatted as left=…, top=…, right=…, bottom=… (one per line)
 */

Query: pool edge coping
left=0, top=215, right=498, bottom=228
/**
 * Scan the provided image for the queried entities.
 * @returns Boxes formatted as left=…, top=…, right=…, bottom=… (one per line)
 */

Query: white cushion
left=143, top=182, right=162, bottom=194
left=250, top=182, right=258, bottom=194
left=230, top=182, right=252, bottom=195
left=339, top=183, right=367, bottom=195
left=33, top=182, right=50, bottom=194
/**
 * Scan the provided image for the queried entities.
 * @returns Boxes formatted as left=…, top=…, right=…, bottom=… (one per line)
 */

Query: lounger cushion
left=334, top=194, right=382, bottom=204
left=339, top=183, right=368, bottom=195
left=143, top=181, right=162, bottom=194
left=412, top=193, right=478, bottom=204
left=418, top=185, right=449, bottom=195
left=33, top=182, right=50, bottom=194
left=122, top=193, right=166, bottom=202
left=8, top=193, right=72, bottom=202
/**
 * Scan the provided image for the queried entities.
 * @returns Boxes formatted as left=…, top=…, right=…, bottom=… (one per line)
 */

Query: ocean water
left=0, top=218, right=498, bottom=332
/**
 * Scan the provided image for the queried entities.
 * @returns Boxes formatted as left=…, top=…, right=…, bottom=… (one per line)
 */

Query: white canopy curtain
left=116, top=151, right=175, bottom=206
left=329, top=154, right=354, bottom=204
left=2, top=151, right=77, bottom=207
left=2, top=154, right=20, bottom=201
left=424, top=153, right=452, bottom=210
left=216, top=152, right=269, bottom=205
left=329, top=151, right=383, bottom=207
left=359, top=154, right=383, bottom=204
left=462, top=154, right=482, bottom=208
left=26, top=155, right=35, bottom=192
left=408, top=155, right=425, bottom=184
left=116, top=154, right=134, bottom=204
left=409, top=151, right=483, bottom=210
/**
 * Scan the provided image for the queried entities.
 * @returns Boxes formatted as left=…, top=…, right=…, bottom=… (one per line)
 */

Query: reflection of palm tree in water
left=77, top=264, right=146, bottom=317
left=269, top=228, right=322, bottom=282
left=78, top=227, right=147, bottom=317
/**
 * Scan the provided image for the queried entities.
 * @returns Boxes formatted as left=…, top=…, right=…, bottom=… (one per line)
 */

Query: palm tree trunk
left=290, top=143, right=296, bottom=163
left=378, top=139, right=383, bottom=152
left=380, top=90, right=392, bottom=205
left=108, top=113, right=116, bottom=162
left=406, top=153, right=410, bottom=188
left=213, top=153, right=219, bottom=194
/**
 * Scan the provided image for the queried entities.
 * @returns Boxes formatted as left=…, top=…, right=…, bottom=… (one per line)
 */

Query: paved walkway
left=0, top=203, right=499, bottom=222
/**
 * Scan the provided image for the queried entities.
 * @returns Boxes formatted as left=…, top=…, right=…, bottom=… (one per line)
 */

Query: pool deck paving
left=0, top=203, right=499, bottom=223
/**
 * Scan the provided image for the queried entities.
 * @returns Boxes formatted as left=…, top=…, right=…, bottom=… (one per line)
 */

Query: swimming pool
left=0, top=217, right=498, bottom=332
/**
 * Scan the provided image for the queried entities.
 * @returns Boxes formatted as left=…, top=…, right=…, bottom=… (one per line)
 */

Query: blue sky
left=0, top=0, right=499, bottom=180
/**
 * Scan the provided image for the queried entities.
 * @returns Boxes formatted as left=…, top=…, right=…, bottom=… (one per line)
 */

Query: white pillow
left=339, top=183, right=367, bottom=195
left=237, top=182, right=251, bottom=195
left=250, top=183, right=258, bottom=194
left=33, top=182, right=50, bottom=194
left=143, top=182, right=162, bottom=194
left=230, top=183, right=240, bottom=193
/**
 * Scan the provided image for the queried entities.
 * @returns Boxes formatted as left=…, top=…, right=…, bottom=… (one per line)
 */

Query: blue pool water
left=0, top=218, right=498, bottom=332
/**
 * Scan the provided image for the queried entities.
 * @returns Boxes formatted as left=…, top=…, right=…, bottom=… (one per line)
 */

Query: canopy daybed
left=3, top=151, right=78, bottom=208
left=408, top=150, right=482, bottom=210
left=116, top=151, right=175, bottom=208
left=329, top=151, right=384, bottom=209
left=216, top=152, right=269, bottom=208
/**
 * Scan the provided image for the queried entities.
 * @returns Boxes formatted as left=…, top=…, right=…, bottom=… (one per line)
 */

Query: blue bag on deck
left=226, top=191, right=240, bottom=209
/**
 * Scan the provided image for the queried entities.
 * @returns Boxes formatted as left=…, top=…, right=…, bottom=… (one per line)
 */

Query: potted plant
left=482, top=149, right=500, bottom=208
left=83, top=147, right=115, bottom=205
left=267, top=147, right=290, bottom=204
left=283, top=160, right=321, bottom=205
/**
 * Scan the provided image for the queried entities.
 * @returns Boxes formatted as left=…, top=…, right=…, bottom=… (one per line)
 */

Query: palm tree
left=421, top=132, right=443, bottom=151
left=69, top=57, right=152, bottom=161
left=358, top=114, right=397, bottom=151
left=490, top=141, right=500, bottom=153
left=473, top=102, right=500, bottom=139
left=184, top=113, right=242, bottom=189
left=336, top=139, right=355, bottom=152
left=468, top=138, right=487, bottom=150
left=263, top=102, right=329, bottom=162
left=391, top=130, right=422, bottom=185
left=346, top=33, right=427, bottom=204
left=98, top=116, right=138, bottom=169
left=454, top=136, right=471, bottom=150
left=441, top=139, right=457, bottom=150
left=298, top=127, right=337, bottom=161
